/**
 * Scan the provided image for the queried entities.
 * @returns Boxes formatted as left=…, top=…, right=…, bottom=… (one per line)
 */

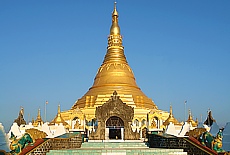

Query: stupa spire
left=113, top=2, right=118, bottom=15
left=104, top=2, right=126, bottom=64
left=37, top=108, right=41, bottom=119
left=170, top=105, right=173, bottom=116
left=56, top=104, right=62, bottom=122
left=58, top=104, right=61, bottom=114
left=110, top=2, right=120, bottom=35
left=187, top=109, right=193, bottom=121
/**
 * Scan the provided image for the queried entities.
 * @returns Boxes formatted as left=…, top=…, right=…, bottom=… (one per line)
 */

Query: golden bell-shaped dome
left=49, top=105, right=69, bottom=126
left=163, top=105, right=180, bottom=126
left=71, top=2, right=157, bottom=110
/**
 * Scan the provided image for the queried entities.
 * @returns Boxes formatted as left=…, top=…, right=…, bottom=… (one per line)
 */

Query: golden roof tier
left=71, top=2, right=157, bottom=110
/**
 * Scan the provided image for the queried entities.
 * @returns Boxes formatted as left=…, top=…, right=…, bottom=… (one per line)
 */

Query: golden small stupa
left=163, top=105, right=180, bottom=126
left=32, top=109, right=44, bottom=127
left=49, top=105, right=68, bottom=127
left=186, top=109, right=198, bottom=127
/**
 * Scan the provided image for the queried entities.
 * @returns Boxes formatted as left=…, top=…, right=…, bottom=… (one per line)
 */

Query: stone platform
left=47, top=141, right=187, bottom=155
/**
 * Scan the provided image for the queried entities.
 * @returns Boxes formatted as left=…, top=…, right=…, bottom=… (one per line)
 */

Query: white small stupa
left=41, top=122, right=52, bottom=137
left=8, top=122, right=22, bottom=139
left=166, top=122, right=178, bottom=136
left=53, top=123, right=66, bottom=138
left=25, top=122, right=34, bottom=129
left=179, top=122, right=191, bottom=136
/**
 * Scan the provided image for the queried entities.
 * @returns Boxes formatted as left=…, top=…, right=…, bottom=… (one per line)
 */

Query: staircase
left=47, top=141, right=186, bottom=155
left=148, top=133, right=218, bottom=155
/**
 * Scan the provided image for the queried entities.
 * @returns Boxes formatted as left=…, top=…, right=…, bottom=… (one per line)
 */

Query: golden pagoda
left=60, top=2, right=169, bottom=138
left=49, top=105, right=69, bottom=127
left=71, top=2, right=157, bottom=114
left=32, top=109, right=44, bottom=127
left=186, top=109, right=198, bottom=127
left=163, top=105, right=180, bottom=126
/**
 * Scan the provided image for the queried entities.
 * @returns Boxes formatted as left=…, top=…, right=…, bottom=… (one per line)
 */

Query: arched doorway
left=154, top=116, right=159, bottom=128
left=89, top=92, right=138, bottom=140
left=106, top=116, right=124, bottom=140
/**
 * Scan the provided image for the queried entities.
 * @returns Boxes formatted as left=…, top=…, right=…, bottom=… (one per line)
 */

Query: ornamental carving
left=98, top=63, right=133, bottom=74
left=89, top=91, right=139, bottom=140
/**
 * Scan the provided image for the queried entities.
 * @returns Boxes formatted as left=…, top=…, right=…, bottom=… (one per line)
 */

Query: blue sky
left=0, top=1, right=230, bottom=132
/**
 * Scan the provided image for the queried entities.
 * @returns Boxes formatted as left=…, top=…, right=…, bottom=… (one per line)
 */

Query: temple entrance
left=109, top=128, right=121, bottom=139
left=106, top=116, right=124, bottom=140
left=89, top=91, right=138, bottom=140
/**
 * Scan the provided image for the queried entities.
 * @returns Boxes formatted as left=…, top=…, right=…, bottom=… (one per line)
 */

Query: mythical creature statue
left=212, top=129, right=225, bottom=153
left=25, top=128, right=47, bottom=140
left=199, top=129, right=225, bottom=153
left=185, top=128, right=206, bottom=139
left=200, top=130, right=214, bottom=149
left=9, top=132, right=33, bottom=155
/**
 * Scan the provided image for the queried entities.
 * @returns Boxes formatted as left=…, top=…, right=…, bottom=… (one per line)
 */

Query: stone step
left=46, top=141, right=187, bottom=155
left=81, top=142, right=147, bottom=145
left=47, top=148, right=186, bottom=155
left=81, top=142, right=148, bottom=148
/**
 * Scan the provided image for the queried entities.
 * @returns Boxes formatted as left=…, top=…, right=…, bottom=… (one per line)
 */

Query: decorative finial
left=110, top=1, right=120, bottom=35
left=169, top=104, right=174, bottom=118
left=113, top=90, right=117, bottom=96
left=38, top=108, right=41, bottom=117
left=58, top=104, right=60, bottom=113
left=112, top=91, right=119, bottom=100
left=170, top=105, right=173, bottom=116
left=113, top=1, right=118, bottom=16
left=188, top=109, right=192, bottom=121
left=20, top=106, right=24, bottom=116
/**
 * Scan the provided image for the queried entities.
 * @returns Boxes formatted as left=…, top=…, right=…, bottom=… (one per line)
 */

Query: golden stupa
left=186, top=109, right=198, bottom=127
left=60, top=3, right=169, bottom=132
left=163, top=105, right=180, bottom=126
left=49, top=105, right=69, bottom=127
left=72, top=3, right=157, bottom=110
left=32, top=108, right=44, bottom=127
